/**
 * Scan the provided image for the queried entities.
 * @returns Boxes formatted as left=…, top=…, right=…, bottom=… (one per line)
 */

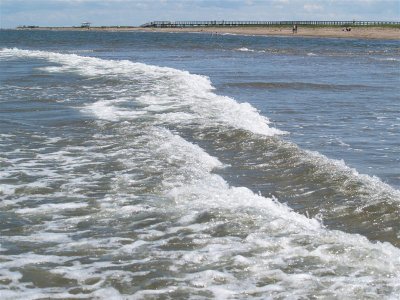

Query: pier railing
left=141, top=20, right=400, bottom=28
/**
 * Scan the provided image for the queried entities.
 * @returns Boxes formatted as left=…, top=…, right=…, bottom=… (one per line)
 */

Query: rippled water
left=0, top=30, right=399, bottom=299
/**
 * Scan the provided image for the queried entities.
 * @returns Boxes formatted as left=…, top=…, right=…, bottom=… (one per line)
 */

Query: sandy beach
left=19, top=25, right=400, bottom=40
left=168, top=26, right=400, bottom=40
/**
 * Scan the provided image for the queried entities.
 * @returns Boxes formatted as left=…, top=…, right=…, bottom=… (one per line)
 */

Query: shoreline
left=15, top=26, right=400, bottom=40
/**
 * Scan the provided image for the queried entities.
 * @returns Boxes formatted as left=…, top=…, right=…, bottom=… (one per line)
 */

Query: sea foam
left=1, top=47, right=400, bottom=299
left=0, top=48, right=283, bottom=136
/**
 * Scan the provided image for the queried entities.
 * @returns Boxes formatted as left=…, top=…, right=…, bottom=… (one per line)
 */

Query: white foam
left=1, top=124, right=399, bottom=298
left=235, top=47, right=255, bottom=52
left=0, top=253, right=74, bottom=269
left=150, top=127, right=223, bottom=173
left=235, top=47, right=268, bottom=54
left=0, top=244, right=7, bottom=252
left=136, top=128, right=400, bottom=297
left=0, top=184, right=16, bottom=196
left=0, top=48, right=283, bottom=136
left=8, top=232, right=72, bottom=244
left=1, top=47, right=400, bottom=298
left=82, top=99, right=131, bottom=121
left=302, top=149, right=400, bottom=203
left=375, top=57, right=400, bottom=62
left=16, top=202, right=87, bottom=214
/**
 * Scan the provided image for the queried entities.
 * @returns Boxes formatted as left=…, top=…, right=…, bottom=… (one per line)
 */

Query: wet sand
left=18, top=26, right=400, bottom=40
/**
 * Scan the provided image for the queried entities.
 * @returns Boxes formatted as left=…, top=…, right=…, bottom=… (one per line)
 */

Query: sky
left=0, top=0, right=399, bottom=28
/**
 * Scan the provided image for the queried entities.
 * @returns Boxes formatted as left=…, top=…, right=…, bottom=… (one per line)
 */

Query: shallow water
left=0, top=30, right=399, bottom=299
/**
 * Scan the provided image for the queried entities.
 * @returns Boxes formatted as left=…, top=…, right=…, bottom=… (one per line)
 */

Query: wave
left=0, top=47, right=283, bottom=136
left=2, top=47, right=398, bottom=215
left=234, top=47, right=400, bottom=59
left=2, top=47, right=397, bottom=218
left=373, top=57, right=400, bottom=62
left=234, top=47, right=307, bottom=55
left=1, top=47, right=400, bottom=298
left=235, top=47, right=256, bottom=52
left=3, top=123, right=400, bottom=299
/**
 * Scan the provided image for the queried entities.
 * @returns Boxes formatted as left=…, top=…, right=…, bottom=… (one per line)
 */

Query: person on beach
left=292, top=24, right=298, bottom=34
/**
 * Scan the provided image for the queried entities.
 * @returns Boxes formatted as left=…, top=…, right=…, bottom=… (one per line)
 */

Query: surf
left=1, top=47, right=400, bottom=298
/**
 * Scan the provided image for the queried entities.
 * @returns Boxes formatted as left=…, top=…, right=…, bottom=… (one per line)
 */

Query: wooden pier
left=141, top=20, right=400, bottom=28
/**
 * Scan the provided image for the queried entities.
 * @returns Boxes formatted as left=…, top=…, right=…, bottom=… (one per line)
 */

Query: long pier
left=141, top=20, right=400, bottom=28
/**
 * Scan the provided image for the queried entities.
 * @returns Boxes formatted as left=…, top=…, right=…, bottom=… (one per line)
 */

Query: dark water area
left=0, top=30, right=399, bottom=299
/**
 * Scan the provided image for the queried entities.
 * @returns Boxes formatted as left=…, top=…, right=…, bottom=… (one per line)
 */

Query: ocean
left=0, top=30, right=399, bottom=299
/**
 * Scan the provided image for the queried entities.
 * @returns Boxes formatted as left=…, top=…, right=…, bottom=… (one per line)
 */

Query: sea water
left=0, top=30, right=399, bottom=299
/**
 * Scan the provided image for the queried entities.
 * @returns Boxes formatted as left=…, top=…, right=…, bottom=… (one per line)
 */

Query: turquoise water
left=0, top=30, right=399, bottom=299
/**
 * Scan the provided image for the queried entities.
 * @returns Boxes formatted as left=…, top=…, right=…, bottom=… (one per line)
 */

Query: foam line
left=0, top=48, right=284, bottom=136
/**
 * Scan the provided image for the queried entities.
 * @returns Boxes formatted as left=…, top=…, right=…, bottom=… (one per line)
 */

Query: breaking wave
left=1, top=48, right=399, bottom=299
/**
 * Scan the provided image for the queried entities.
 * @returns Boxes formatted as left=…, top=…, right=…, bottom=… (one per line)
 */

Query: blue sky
left=0, top=0, right=399, bottom=28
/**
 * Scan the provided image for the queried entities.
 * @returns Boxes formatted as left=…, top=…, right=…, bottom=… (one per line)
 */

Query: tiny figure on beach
left=292, top=24, right=298, bottom=34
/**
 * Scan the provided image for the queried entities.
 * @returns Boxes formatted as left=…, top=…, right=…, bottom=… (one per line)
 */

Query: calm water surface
left=0, top=30, right=399, bottom=299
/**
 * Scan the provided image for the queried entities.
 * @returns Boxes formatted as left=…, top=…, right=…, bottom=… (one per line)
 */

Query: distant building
left=81, top=22, right=91, bottom=28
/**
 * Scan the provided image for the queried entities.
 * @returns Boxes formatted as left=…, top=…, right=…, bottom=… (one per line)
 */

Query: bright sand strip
left=19, top=26, right=400, bottom=40
left=164, top=26, right=400, bottom=40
